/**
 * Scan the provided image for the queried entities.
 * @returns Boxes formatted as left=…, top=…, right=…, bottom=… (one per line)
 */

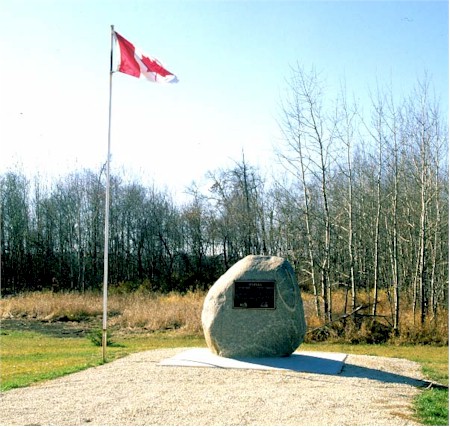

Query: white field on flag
left=113, top=31, right=178, bottom=83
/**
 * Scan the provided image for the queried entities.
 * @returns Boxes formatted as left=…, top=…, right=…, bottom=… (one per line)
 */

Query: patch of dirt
left=0, top=318, right=95, bottom=338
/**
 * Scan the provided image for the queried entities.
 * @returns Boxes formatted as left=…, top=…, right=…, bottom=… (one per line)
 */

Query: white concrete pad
left=159, top=348, right=347, bottom=375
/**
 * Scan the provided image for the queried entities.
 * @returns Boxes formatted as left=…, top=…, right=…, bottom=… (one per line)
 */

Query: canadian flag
left=113, top=31, right=178, bottom=83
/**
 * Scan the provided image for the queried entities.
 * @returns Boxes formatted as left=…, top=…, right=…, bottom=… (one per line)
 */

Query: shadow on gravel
left=159, top=348, right=447, bottom=390
left=235, top=353, right=345, bottom=375
left=341, top=363, right=448, bottom=390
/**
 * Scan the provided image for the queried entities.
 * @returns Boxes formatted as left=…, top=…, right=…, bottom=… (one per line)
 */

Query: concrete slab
left=159, top=348, right=347, bottom=375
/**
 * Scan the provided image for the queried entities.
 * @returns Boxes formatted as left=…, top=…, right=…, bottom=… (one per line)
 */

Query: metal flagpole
left=102, top=24, right=115, bottom=363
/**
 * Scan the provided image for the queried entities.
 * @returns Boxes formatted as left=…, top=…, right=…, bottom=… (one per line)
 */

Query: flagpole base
left=102, top=328, right=107, bottom=362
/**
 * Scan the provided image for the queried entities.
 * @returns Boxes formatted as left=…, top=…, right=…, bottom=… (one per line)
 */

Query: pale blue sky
left=0, top=0, right=448, bottom=198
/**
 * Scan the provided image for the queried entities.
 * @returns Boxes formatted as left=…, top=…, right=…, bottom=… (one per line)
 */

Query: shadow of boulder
left=341, top=362, right=447, bottom=389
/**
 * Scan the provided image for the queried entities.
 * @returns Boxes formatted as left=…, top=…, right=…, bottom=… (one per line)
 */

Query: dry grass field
left=0, top=289, right=447, bottom=345
left=0, top=290, right=203, bottom=335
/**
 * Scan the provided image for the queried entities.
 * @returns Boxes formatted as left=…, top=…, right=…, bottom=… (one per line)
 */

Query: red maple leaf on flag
left=141, top=55, right=173, bottom=78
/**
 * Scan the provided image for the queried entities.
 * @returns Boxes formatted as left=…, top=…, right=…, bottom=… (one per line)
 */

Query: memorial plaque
left=233, top=280, right=275, bottom=309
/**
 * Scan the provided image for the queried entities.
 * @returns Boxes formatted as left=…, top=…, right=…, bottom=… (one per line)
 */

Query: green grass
left=1, top=330, right=447, bottom=425
left=1, top=330, right=107, bottom=391
left=415, top=389, right=449, bottom=426
left=0, top=329, right=204, bottom=391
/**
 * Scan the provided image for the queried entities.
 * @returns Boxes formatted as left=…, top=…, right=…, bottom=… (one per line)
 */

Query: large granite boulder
left=201, top=255, right=306, bottom=358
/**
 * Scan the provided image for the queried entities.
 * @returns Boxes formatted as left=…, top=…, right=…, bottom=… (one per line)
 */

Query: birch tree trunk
left=336, top=87, right=357, bottom=313
left=365, top=91, right=385, bottom=316
left=384, top=93, right=401, bottom=334
left=278, top=65, right=332, bottom=321
left=278, top=93, right=320, bottom=317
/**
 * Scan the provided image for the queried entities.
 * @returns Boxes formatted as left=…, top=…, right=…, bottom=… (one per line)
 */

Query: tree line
left=1, top=67, right=448, bottom=328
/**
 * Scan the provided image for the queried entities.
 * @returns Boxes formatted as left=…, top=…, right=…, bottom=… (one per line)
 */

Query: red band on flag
left=114, top=32, right=141, bottom=77
left=113, top=31, right=178, bottom=83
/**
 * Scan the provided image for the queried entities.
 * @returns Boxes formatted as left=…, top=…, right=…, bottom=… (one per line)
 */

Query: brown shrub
left=303, top=288, right=448, bottom=345
left=0, top=291, right=103, bottom=321
left=110, top=291, right=204, bottom=333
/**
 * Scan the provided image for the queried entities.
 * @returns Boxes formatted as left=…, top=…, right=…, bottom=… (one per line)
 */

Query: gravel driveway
left=0, top=348, right=428, bottom=426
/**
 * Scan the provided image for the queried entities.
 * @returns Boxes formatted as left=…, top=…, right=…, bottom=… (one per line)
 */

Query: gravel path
left=0, top=348, right=428, bottom=426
